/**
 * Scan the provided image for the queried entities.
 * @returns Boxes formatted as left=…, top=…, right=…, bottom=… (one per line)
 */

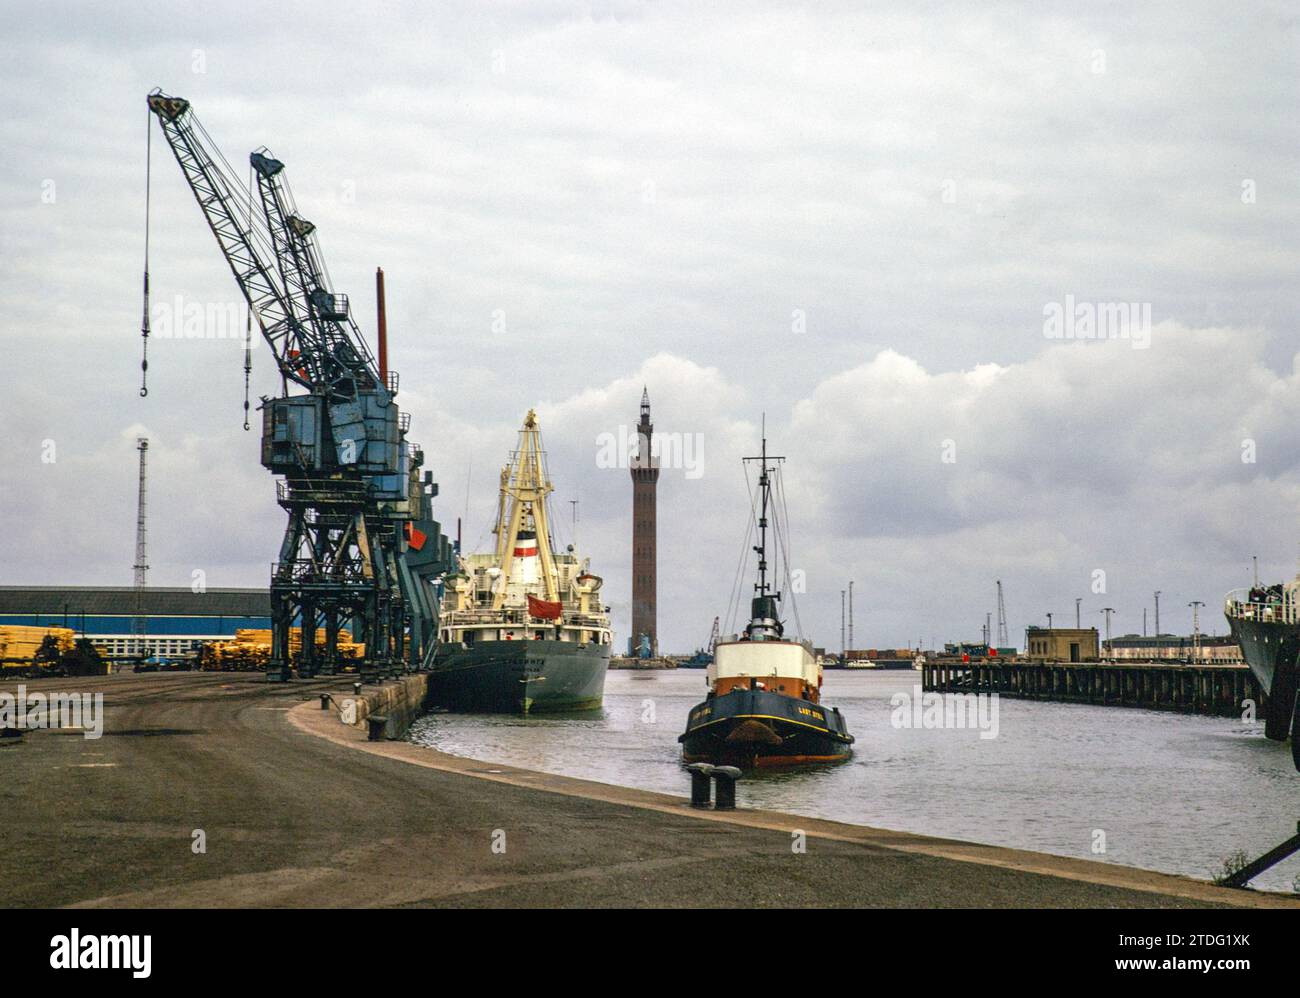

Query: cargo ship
left=426, top=411, right=612, bottom=713
left=1225, top=579, right=1300, bottom=740
left=679, top=432, right=853, bottom=767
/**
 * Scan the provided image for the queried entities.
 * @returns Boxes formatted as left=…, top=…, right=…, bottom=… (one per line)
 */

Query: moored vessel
left=679, top=432, right=853, bottom=767
left=1225, top=579, right=1300, bottom=741
left=426, top=411, right=613, bottom=713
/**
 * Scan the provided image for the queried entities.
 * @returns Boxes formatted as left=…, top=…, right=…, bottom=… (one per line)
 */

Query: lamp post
left=1189, top=600, right=1205, bottom=663
left=1100, top=607, right=1115, bottom=659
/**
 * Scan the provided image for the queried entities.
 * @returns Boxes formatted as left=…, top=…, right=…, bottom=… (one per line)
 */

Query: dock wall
left=921, top=660, right=1263, bottom=719
left=326, top=672, right=431, bottom=740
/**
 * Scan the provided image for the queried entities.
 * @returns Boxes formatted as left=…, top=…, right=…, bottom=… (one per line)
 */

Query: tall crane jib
left=144, top=90, right=454, bottom=681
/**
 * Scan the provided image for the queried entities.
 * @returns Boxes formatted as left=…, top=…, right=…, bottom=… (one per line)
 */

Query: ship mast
left=743, top=419, right=785, bottom=639
left=492, top=410, right=559, bottom=606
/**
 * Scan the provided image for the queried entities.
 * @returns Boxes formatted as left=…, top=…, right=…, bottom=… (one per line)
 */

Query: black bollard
left=353, top=681, right=363, bottom=696
left=367, top=714, right=388, bottom=742
left=712, top=766, right=742, bottom=810
left=686, top=763, right=714, bottom=807
left=319, top=693, right=330, bottom=710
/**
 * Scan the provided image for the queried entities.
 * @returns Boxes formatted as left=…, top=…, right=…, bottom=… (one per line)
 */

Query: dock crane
left=144, top=90, right=453, bottom=681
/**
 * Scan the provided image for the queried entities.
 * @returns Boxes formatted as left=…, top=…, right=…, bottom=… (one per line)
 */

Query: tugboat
left=678, top=432, right=853, bottom=767
left=426, top=411, right=613, bottom=712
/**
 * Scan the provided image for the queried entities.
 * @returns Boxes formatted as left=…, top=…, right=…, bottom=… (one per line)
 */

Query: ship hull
left=426, top=639, right=609, bottom=714
left=1226, top=613, right=1300, bottom=740
left=679, top=688, right=854, bottom=768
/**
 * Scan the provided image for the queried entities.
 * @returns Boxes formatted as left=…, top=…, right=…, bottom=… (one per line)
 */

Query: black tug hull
left=426, top=639, right=609, bottom=714
left=679, top=688, right=853, bottom=768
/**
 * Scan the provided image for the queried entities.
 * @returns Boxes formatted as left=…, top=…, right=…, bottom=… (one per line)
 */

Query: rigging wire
left=724, top=463, right=759, bottom=635
left=139, top=106, right=152, bottom=397
left=773, top=467, right=803, bottom=640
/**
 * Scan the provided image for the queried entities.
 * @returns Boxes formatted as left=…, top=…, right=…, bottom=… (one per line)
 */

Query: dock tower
left=630, top=388, right=659, bottom=655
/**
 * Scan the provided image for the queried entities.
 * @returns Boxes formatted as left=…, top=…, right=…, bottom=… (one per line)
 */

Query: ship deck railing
left=441, top=608, right=610, bottom=630
left=1224, top=588, right=1298, bottom=625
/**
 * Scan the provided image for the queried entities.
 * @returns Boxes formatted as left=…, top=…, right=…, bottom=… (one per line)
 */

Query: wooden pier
left=921, top=659, right=1264, bottom=718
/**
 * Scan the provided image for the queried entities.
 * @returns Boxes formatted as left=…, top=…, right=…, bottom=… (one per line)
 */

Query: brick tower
left=630, top=387, right=659, bottom=655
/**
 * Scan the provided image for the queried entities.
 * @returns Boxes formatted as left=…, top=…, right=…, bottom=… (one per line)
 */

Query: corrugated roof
left=0, top=587, right=270, bottom=616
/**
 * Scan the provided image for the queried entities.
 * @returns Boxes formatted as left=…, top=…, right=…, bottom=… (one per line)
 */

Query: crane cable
left=243, top=161, right=253, bottom=430
left=139, top=106, right=152, bottom=397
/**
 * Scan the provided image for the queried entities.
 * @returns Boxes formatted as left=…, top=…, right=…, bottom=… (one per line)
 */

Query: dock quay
left=921, top=659, right=1263, bottom=718
left=2, top=671, right=1294, bottom=908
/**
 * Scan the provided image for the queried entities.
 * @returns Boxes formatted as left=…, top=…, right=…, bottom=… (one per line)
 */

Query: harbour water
left=408, top=670, right=1300, bottom=894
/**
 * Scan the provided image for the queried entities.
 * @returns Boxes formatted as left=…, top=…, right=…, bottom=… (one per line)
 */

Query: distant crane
left=847, top=580, right=854, bottom=652
left=840, top=589, right=846, bottom=655
left=995, top=579, right=1009, bottom=647
left=132, top=438, right=149, bottom=647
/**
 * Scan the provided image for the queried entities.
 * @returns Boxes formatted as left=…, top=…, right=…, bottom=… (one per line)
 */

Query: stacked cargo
left=0, top=625, right=75, bottom=667
left=0, top=626, right=106, bottom=677
left=197, top=628, right=365, bottom=672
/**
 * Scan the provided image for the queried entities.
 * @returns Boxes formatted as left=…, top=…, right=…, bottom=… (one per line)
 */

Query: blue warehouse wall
left=0, top=614, right=273, bottom=636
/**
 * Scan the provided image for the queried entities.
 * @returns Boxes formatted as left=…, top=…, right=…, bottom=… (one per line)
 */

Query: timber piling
left=921, top=659, right=1263, bottom=718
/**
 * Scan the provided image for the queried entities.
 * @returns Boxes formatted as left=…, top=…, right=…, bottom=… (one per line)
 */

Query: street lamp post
left=1100, top=607, right=1115, bottom=659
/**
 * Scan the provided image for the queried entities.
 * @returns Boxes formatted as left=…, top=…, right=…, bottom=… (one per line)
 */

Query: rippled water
left=408, top=670, right=1300, bottom=893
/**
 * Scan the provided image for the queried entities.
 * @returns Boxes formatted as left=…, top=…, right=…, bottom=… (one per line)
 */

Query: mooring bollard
left=686, top=763, right=714, bottom=807
left=367, top=714, right=388, bottom=742
left=319, top=693, right=331, bottom=710
left=712, top=766, right=742, bottom=810
left=353, top=681, right=363, bottom=696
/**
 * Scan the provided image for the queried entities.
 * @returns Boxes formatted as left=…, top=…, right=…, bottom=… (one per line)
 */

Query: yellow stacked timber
left=197, top=628, right=365, bottom=672
left=0, top=625, right=75, bottom=667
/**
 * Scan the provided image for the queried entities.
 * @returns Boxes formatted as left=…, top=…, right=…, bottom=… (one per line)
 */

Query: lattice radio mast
left=132, top=437, right=149, bottom=640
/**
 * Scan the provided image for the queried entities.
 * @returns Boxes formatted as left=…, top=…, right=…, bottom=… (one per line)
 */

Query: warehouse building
left=1105, top=633, right=1243, bottom=664
left=0, top=586, right=270, bottom=661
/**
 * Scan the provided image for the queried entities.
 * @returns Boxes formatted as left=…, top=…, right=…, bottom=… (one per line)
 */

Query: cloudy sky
left=2, top=1, right=1298, bottom=651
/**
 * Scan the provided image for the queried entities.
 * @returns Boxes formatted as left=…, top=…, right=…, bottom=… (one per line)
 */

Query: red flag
left=404, top=522, right=427, bottom=551
left=527, top=595, right=562, bottom=620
